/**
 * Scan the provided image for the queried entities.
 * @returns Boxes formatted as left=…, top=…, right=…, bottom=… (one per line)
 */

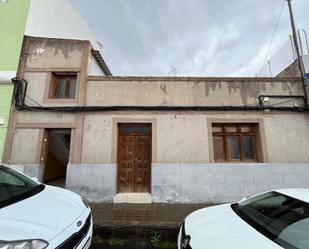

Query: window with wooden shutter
left=212, top=124, right=258, bottom=162
left=49, top=72, right=77, bottom=99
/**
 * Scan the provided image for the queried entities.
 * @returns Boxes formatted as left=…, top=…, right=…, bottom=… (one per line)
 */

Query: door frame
left=112, top=118, right=157, bottom=164
left=116, top=123, right=153, bottom=193
left=40, top=128, right=72, bottom=183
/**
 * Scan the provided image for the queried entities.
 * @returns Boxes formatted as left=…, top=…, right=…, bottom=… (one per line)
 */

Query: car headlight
left=0, top=239, right=48, bottom=249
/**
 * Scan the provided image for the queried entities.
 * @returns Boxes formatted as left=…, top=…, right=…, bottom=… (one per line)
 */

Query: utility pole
left=286, top=0, right=307, bottom=107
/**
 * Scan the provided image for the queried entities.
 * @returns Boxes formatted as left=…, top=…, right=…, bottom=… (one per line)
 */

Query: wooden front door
left=117, top=123, right=152, bottom=193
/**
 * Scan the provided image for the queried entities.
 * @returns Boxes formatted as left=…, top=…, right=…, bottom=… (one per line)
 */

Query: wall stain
left=28, top=38, right=82, bottom=59
left=203, top=81, right=297, bottom=106
left=281, top=82, right=293, bottom=95
left=193, top=81, right=200, bottom=88
left=204, top=82, right=220, bottom=96
left=160, top=84, right=167, bottom=95
left=160, top=100, right=170, bottom=106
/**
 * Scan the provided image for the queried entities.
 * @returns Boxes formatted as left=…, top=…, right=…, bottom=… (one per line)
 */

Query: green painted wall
left=0, top=0, right=30, bottom=70
left=0, top=0, right=30, bottom=161
left=0, top=85, right=13, bottom=161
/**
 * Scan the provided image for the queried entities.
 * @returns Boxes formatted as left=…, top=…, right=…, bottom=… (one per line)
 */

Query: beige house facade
left=3, top=36, right=309, bottom=203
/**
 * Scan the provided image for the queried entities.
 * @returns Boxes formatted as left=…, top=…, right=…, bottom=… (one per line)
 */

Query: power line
left=25, top=96, right=42, bottom=107
left=263, top=0, right=286, bottom=66
left=186, top=58, right=294, bottom=73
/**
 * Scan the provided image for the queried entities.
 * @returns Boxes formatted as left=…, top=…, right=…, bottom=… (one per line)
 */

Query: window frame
left=49, top=72, right=78, bottom=99
left=212, top=123, right=258, bottom=163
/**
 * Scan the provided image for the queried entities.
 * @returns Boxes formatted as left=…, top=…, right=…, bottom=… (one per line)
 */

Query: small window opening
left=49, top=72, right=77, bottom=99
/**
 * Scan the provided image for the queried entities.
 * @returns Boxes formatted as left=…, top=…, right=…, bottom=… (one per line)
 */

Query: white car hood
left=0, top=185, right=86, bottom=242
left=185, top=204, right=283, bottom=249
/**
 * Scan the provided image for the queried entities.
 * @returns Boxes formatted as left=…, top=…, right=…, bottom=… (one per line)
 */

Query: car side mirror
left=31, top=177, right=39, bottom=182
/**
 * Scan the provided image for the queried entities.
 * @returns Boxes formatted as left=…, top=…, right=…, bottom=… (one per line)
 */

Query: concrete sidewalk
left=90, top=203, right=212, bottom=228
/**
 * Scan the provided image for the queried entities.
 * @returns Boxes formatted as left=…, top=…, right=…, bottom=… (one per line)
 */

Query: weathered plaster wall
left=81, top=113, right=211, bottom=164
left=80, top=112, right=309, bottom=165
left=9, top=111, right=309, bottom=169
left=25, top=37, right=83, bottom=69
left=157, top=115, right=209, bottom=163
left=9, top=164, right=44, bottom=181
left=21, top=72, right=80, bottom=108
left=3, top=36, right=91, bottom=164
left=276, top=55, right=309, bottom=78
left=152, top=163, right=309, bottom=203
left=276, top=60, right=301, bottom=78
left=15, top=112, right=76, bottom=124
left=86, top=78, right=303, bottom=107
left=66, top=164, right=116, bottom=202
left=263, top=114, right=309, bottom=162
left=82, top=115, right=113, bottom=164
left=23, top=72, right=47, bottom=104
left=10, top=161, right=309, bottom=203
left=10, top=128, right=40, bottom=164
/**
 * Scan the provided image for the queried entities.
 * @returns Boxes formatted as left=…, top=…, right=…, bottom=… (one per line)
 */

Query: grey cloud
left=72, top=0, right=309, bottom=76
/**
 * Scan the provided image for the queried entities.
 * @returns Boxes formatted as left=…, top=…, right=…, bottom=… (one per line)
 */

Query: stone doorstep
left=113, top=193, right=152, bottom=204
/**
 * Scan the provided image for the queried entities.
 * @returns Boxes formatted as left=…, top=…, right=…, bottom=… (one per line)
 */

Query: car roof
left=276, top=189, right=309, bottom=203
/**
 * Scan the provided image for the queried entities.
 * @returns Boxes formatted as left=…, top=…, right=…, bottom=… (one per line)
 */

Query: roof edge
left=91, top=49, right=112, bottom=76
left=86, top=76, right=302, bottom=82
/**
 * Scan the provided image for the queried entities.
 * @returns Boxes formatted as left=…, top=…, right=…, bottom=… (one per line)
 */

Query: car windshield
left=0, top=165, right=43, bottom=208
left=232, top=191, right=309, bottom=249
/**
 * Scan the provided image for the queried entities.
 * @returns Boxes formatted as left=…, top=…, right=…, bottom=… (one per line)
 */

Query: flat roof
left=86, top=75, right=301, bottom=82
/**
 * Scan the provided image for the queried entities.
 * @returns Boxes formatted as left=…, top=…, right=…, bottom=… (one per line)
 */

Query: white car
left=178, top=189, right=309, bottom=249
left=0, top=164, right=92, bottom=249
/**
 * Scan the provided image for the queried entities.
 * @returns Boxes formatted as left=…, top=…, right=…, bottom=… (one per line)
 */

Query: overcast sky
left=71, top=0, right=309, bottom=77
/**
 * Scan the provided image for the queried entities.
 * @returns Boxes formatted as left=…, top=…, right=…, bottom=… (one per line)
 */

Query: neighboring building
left=276, top=55, right=309, bottom=78
left=0, top=0, right=110, bottom=161
left=3, top=34, right=309, bottom=204
left=24, top=0, right=111, bottom=76
left=0, top=0, right=30, bottom=161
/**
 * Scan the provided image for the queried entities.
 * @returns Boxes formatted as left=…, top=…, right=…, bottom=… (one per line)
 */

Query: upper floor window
left=49, top=72, right=77, bottom=99
left=212, top=123, right=258, bottom=162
